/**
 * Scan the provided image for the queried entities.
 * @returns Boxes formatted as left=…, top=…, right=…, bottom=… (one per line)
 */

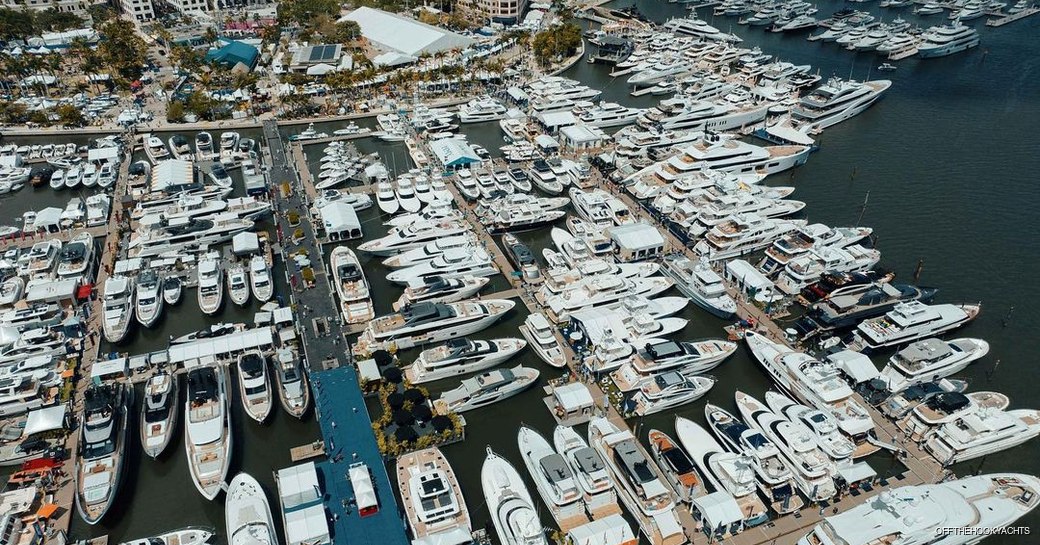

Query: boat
left=789, top=77, right=892, bottom=132
left=376, top=181, right=400, bottom=214
left=797, top=474, right=1040, bottom=545
left=119, top=528, right=213, bottom=545
left=0, top=277, right=25, bottom=308
left=208, top=164, right=233, bottom=188
left=144, top=134, right=170, bottom=164
left=518, top=426, right=587, bottom=528
left=520, top=313, right=567, bottom=368
left=219, top=132, right=240, bottom=151
left=195, top=132, right=215, bottom=158
left=693, top=214, right=808, bottom=261
left=385, top=247, right=496, bottom=285
left=357, top=220, right=470, bottom=256
left=879, top=338, right=990, bottom=392
left=486, top=207, right=567, bottom=235
left=168, top=135, right=192, bottom=160
left=185, top=361, right=232, bottom=500
left=394, top=275, right=489, bottom=310
left=918, top=21, right=981, bottom=58
left=849, top=301, right=981, bottom=351
left=482, top=447, right=548, bottom=545
left=331, top=246, right=375, bottom=324
left=436, top=366, right=540, bottom=413
left=611, top=338, right=736, bottom=391
left=629, top=372, right=715, bottom=416
left=134, top=269, right=164, bottom=328
left=459, top=97, right=509, bottom=123
left=162, top=277, right=183, bottom=306
left=359, top=299, right=515, bottom=351
left=75, top=382, right=132, bottom=524
left=647, top=429, right=705, bottom=503
left=764, top=392, right=855, bottom=463
left=225, top=473, right=277, bottom=545
left=248, top=256, right=273, bottom=302
left=102, top=275, right=135, bottom=343
left=236, top=351, right=272, bottom=423
left=197, top=252, right=224, bottom=316
left=140, top=371, right=178, bottom=459
left=396, top=177, right=423, bottom=213
left=396, top=447, right=471, bottom=545
left=127, top=215, right=254, bottom=259
left=56, top=232, right=95, bottom=279
left=49, top=169, right=65, bottom=190
left=273, top=347, right=309, bottom=418
left=226, top=265, right=250, bottom=306
left=878, top=62, right=897, bottom=71
left=793, top=281, right=938, bottom=338
left=405, top=338, right=526, bottom=384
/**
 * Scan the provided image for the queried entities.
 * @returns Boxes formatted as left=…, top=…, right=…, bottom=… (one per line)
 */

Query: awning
left=836, top=461, right=877, bottom=484
left=553, top=382, right=594, bottom=412
left=24, top=405, right=68, bottom=436
left=75, top=284, right=94, bottom=301
left=826, top=350, right=879, bottom=384
left=36, top=503, right=58, bottom=518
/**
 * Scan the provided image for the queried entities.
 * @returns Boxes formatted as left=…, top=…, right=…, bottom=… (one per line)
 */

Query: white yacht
left=575, top=101, right=645, bottom=128
left=226, top=265, right=250, bottom=307
left=225, top=473, right=277, bottom=545
left=331, top=246, right=375, bottom=325
left=140, top=371, right=178, bottom=459
left=627, top=136, right=811, bottom=183
left=185, top=361, right=232, bottom=500
left=396, top=447, right=471, bottom=545
left=134, top=269, right=163, bottom=328
left=162, top=277, right=182, bottom=306
left=454, top=169, right=481, bottom=200
left=435, top=366, right=539, bottom=413
left=553, top=425, right=620, bottom=520
left=248, top=256, right=273, bottom=302
left=357, top=220, right=470, bottom=256
left=102, top=275, right=135, bottom=343
left=382, top=234, right=478, bottom=269
left=544, top=275, right=672, bottom=322
left=272, top=347, right=309, bottom=418
left=56, top=232, right=94, bottom=279
left=385, top=247, right=496, bottom=285
left=611, top=338, right=736, bottom=391
left=917, top=21, right=980, bottom=58
left=360, top=299, right=515, bottom=351
left=923, top=405, right=1040, bottom=465
left=759, top=223, right=872, bottom=274
left=19, top=239, right=61, bottom=277
left=765, top=391, right=855, bottom=463
left=789, top=77, right=892, bottom=132
left=120, top=528, right=213, bottom=545
left=405, top=338, right=526, bottom=384
left=376, top=181, right=400, bottom=215
left=394, top=275, right=490, bottom=310
left=774, top=245, right=881, bottom=294
left=637, top=97, right=770, bottom=133
left=236, top=351, right=272, bottom=423
left=880, top=338, right=990, bottom=392
left=647, top=428, right=707, bottom=503
left=459, top=96, right=509, bottom=123
left=518, top=426, right=587, bottom=529
left=661, top=255, right=736, bottom=318
left=520, top=313, right=567, bottom=368
left=197, top=252, right=224, bottom=316
left=195, top=132, right=215, bottom=158
left=694, top=214, right=806, bottom=261
left=220, top=132, right=240, bottom=151
left=481, top=447, right=548, bottom=545
left=798, top=474, right=1040, bottom=545
left=128, top=215, right=254, bottom=259
left=850, top=301, right=981, bottom=351
left=396, top=176, right=423, bottom=214
left=76, top=382, right=132, bottom=524
left=144, top=134, right=170, bottom=164
left=631, top=371, right=715, bottom=416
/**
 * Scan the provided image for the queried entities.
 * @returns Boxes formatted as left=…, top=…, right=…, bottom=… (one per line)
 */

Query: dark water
left=2, top=2, right=1038, bottom=541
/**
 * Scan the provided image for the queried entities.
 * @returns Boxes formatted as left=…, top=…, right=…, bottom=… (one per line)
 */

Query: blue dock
left=312, top=366, right=411, bottom=545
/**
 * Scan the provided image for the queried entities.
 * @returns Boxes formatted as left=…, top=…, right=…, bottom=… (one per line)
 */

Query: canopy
left=836, top=461, right=877, bottom=484
left=567, top=514, right=636, bottom=545
left=827, top=350, right=879, bottom=384
left=348, top=463, right=377, bottom=511
left=24, top=405, right=67, bottom=436
left=36, top=503, right=58, bottom=518
left=277, top=461, right=322, bottom=508
left=232, top=232, right=260, bottom=255
left=553, top=382, right=594, bottom=412
left=691, top=491, right=744, bottom=530
left=91, top=357, right=128, bottom=380
left=168, top=328, right=274, bottom=364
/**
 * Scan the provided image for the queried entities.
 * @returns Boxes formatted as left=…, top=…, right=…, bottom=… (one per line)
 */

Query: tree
left=97, top=19, right=147, bottom=81
left=167, top=100, right=185, bottom=122
left=55, top=103, right=84, bottom=127
left=531, top=22, right=582, bottom=67
left=0, top=8, right=36, bottom=41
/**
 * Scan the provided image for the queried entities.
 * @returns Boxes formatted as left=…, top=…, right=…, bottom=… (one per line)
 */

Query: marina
left=0, top=1, right=1035, bottom=545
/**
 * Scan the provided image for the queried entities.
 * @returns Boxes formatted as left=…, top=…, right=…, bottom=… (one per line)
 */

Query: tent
left=348, top=463, right=378, bottom=516
left=23, top=405, right=68, bottom=436
left=32, top=207, right=63, bottom=233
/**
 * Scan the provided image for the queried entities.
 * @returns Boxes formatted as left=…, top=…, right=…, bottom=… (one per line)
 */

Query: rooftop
left=340, top=7, right=475, bottom=57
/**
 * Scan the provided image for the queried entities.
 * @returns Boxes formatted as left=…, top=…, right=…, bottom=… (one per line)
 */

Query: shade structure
left=394, top=426, right=418, bottom=443
left=431, top=415, right=453, bottom=432
left=387, top=392, right=405, bottom=409
left=381, top=366, right=403, bottom=383
left=392, top=409, right=415, bottom=427
left=411, top=403, right=433, bottom=423
left=403, top=388, right=426, bottom=404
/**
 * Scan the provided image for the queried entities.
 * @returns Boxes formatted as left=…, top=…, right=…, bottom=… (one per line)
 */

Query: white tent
left=553, top=382, right=594, bottom=414
left=306, top=63, right=337, bottom=76
left=348, top=463, right=378, bottom=513
left=691, top=491, right=744, bottom=537
left=232, top=232, right=260, bottom=255
left=567, top=514, right=636, bottom=545
left=32, top=207, right=63, bottom=233
left=319, top=202, right=362, bottom=242
left=23, top=405, right=67, bottom=436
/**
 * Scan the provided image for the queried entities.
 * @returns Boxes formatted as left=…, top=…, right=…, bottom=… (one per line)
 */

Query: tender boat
left=273, top=347, right=309, bottom=418
left=140, top=371, right=178, bottom=459
left=227, top=265, right=250, bottom=306
left=331, top=246, right=375, bottom=324
left=248, top=256, right=273, bottom=302
left=185, top=361, right=232, bottom=500
left=76, top=382, right=132, bottom=524
left=236, top=351, right=272, bottom=423
left=225, top=473, right=277, bottom=545
left=135, top=269, right=163, bottom=328
left=435, top=366, right=539, bottom=413
left=482, top=447, right=549, bottom=545
left=396, top=447, right=471, bottom=545
left=405, top=338, right=526, bottom=384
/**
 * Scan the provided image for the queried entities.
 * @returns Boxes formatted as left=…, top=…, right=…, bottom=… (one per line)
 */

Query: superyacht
left=481, top=447, right=548, bottom=545
left=396, top=447, right=471, bottom=545
left=879, top=337, right=990, bottom=392
left=331, top=246, right=376, bottom=324
left=435, top=366, right=540, bottom=413
left=517, top=426, right=587, bottom=529
left=787, top=77, right=892, bottom=132
left=358, top=299, right=515, bottom=350
left=849, top=301, right=981, bottom=351
left=185, top=361, right=232, bottom=500
left=917, top=21, right=980, bottom=58
left=76, top=383, right=132, bottom=524
left=404, top=338, right=527, bottom=384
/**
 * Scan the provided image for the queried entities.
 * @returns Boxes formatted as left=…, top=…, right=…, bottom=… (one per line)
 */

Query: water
left=3, top=3, right=1038, bottom=542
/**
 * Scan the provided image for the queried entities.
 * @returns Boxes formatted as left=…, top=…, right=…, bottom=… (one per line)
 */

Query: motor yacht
left=661, top=254, right=736, bottom=318
left=394, top=275, right=490, bottom=310
left=693, top=214, right=807, bottom=261
left=765, top=391, right=855, bottom=463
left=226, top=265, right=250, bottom=307
left=185, top=361, right=232, bottom=500
left=574, top=101, right=645, bottom=128
left=102, top=275, right=135, bottom=343
left=219, top=132, right=240, bottom=152
left=630, top=372, right=715, bottom=416
left=774, top=244, right=881, bottom=294
left=405, top=338, right=526, bottom=384
left=144, top=134, right=169, bottom=164
left=396, top=447, right=471, bottom=545
left=759, top=223, right=872, bottom=274
left=56, top=232, right=94, bottom=279
left=140, top=370, right=178, bottom=459
left=273, top=347, right=309, bottom=418
left=121, top=528, right=212, bottom=545
left=611, top=338, right=736, bottom=391
left=330, top=246, right=375, bottom=324
left=922, top=404, right=1040, bottom=464
left=248, top=256, right=273, bottom=302
left=236, top=351, right=272, bottom=423
left=637, top=97, right=771, bottom=132
left=552, top=425, right=621, bottom=519
left=435, top=366, right=539, bottom=413
left=197, top=252, right=224, bottom=316
left=162, top=277, right=182, bottom=306
left=918, top=21, right=980, bottom=58
left=794, top=280, right=938, bottom=338
left=849, top=301, right=981, bottom=351
left=225, top=473, right=277, bottom=545
left=134, top=269, right=163, bottom=328
left=359, top=299, right=514, bottom=351
left=128, top=215, right=254, bottom=259
left=19, top=239, right=62, bottom=277
left=877, top=337, right=987, bottom=392
left=195, top=132, right=215, bottom=159
left=481, top=447, right=548, bottom=545
left=76, top=382, right=132, bottom=524
left=647, top=429, right=705, bottom=503
left=459, top=97, right=509, bottom=123
left=385, top=247, right=496, bottom=285
left=168, top=135, right=192, bottom=160
left=789, top=77, right=891, bottom=132
left=519, top=313, right=567, bottom=368
left=518, top=426, right=586, bottom=528
left=664, top=15, right=741, bottom=41
left=357, top=220, right=470, bottom=256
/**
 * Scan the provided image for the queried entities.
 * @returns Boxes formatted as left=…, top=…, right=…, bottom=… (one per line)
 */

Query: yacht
left=917, top=21, right=980, bottom=58
left=385, top=247, right=496, bottom=285
left=396, top=177, right=423, bottom=214
left=528, top=160, right=564, bottom=194
left=647, top=429, right=705, bottom=503
left=627, top=135, right=810, bottom=182
left=552, top=425, right=620, bottom=519
left=794, top=281, right=938, bottom=338
left=789, top=77, right=892, bottom=132
left=661, top=255, right=736, bottom=318
left=0, top=277, right=24, bottom=308
left=520, top=313, right=567, bottom=368
left=664, top=16, right=741, bottom=41
left=219, top=132, right=240, bottom=151
left=759, top=223, right=872, bottom=274
left=637, top=97, right=771, bottom=133
left=226, top=265, right=250, bottom=306
left=248, top=256, right=273, bottom=302
left=195, top=132, right=215, bottom=158
left=361, top=299, right=515, bottom=350
left=396, top=447, right=471, bottom=545
left=102, top=275, right=135, bottom=343
left=168, top=135, right=192, bottom=160
left=376, top=181, right=400, bottom=215
left=880, top=338, right=990, bottom=392
left=923, top=402, right=1040, bottom=465
left=134, top=269, right=163, bottom=328
left=765, top=392, right=855, bottom=463
left=454, top=169, right=481, bottom=200
left=197, top=252, right=224, bottom=316
left=611, top=338, right=736, bottom=391
left=693, top=214, right=807, bottom=261
left=518, top=426, right=586, bottom=528
left=798, top=474, right=1040, bottom=545
left=236, top=351, right=272, bottom=423
left=56, top=232, right=94, bottom=279
left=140, top=371, right=178, bottom=459
left=481, top=447, right=548, bottom=545
left=459, top=97, right=509, bottom=123
left=331, top=246, right=375, bottom=324
left=745, top=332, right=876, bottom=454
left=127, top=215, right=254, bottom=259
left=121, top=528, right=213, bottom=545
left=76, top=382, right=132, bottom=524
left=588, top=417, right=686, bottom=544
left=394, top=275, right=490, bottom=310
left=162, top=277, right=182, bottom=306
left=19, top=239, right=61, bottom=277
left=575, top=101, right=645, bottom=128
left=405, top=338, right=527, bottom=384
left=272, top=347, right=309, bottom=418
left=545, top=275, right=672, bottom=322
left=704, top=403, right=803, bottom=514
left=225, top=473, right=277, bottom=545
left=357, top=220, right=470, bottom=256
left=631, top=372, right=715, bottom=416
left=185, top=361, right=232, bottom=500
left=144, top=135, right=170, bottom=164
left=774, top=245, right=881, bottom=294
left=849, top=301, right=981, bottom=351
left=436, top=366, right=539, bottom=413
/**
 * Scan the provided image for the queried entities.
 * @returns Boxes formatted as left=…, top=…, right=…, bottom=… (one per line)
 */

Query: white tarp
left=91, top=357, right=128, bottom=379
left=232, top=232, right=260, bottom=255
left=348, top=463, right=377, bottom=511
left=167, top=328, right=274, bottom=364
left=691, top=491, right=744, bottom=531
left=278, top=461, right=322, bottom=508
left=553, top=382, right=593, bottom=413
left=24, top=405, right=67, bottom=436
left=567, top=514, right=636, bottom=545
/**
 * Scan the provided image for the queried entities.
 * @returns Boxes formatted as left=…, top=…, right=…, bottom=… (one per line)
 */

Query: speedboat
left=647, top=428, right=705, bottom=503
left=248, top=256, right=273, bottom=302
left=225, top=473, right=277, bottom=545
left=520, top=313, right=567, bottom=368
left=879, top=337, right=989, bottom=392
left=185, top=361, right=232, bottom=500
left=435, top=366, right=539, bottom=413
left=134, top=269, right=164, bottom=328
left=236, top=351, right=272, bottom=423
left=331, top=246, right=375, bottom=324
left=517, top=426, right=585, bottom=528
left=75, top=382, right=132, bottom=524
left=396, top=447, right=471, bottom=545
left=273, top=347, right=309, bottom=418
left=162, top=277, right=183, bottom=305
left=197, top=252, right=224, bottom=316
left=481, top=447, right=548, bottom=545
left=195, top=132, right=215, bottom=158
left=102, top=275, right=135, bottom=343
left=405, top=338, right=526, bottom=384
left=140, top=370, right=178, bottom=459
left=226, top=265, right=250, bottom=306
left=393, top=275, right=490, bottom=310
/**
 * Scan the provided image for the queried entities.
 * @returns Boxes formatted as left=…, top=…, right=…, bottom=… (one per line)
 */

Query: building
left=607, top=222, right=664, bottom=262
left=340, top=7, right=475, bottom=58
left=457, top=0, right=528, bottom=25
left=288, top=44, right=352, bottom=74
left=429, top=138, right=482, bottom=171
left=165, top=0, right=210, bottom=14
left=1, top=0, right=107, bottom=18
left=205, top=39, right=260, bottom=71
left=560, top=124, right=608, bottom=151
left=118, top=0, right=156, bottom=22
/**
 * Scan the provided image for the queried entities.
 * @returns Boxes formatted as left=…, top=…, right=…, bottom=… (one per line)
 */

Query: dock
left=290, top=440, right=327, bottom=462
left=296, top=132, right=386, bottom=146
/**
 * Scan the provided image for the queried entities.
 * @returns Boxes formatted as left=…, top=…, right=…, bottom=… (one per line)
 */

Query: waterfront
left=0, top=3, right=1038, bottom=544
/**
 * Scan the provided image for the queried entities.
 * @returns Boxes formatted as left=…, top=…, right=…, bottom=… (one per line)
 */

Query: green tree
left=97, top=19, right=147, bottom=81
left=531, top=22, right=582, bottom=67
left=0, top=8, right=36, bottom=41
left=55, top=103, right=85, bottom=126
left=167, top=100, right=186, bottom=122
